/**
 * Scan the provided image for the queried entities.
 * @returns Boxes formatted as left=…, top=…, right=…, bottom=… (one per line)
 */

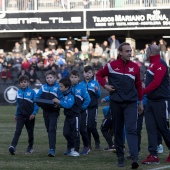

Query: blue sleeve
left=82, top=88, right=91, bottom=110
left=103, top=96, right=110, bottom=102
left=32, top=91, right=39, bottom=115
left=15, top=93, right=19, bottom=116
left=59, top=95, right=74, bottom=109
left=95, top=82, right=101, bottom=98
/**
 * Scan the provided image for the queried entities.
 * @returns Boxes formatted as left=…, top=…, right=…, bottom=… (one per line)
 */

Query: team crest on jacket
left=26, top=92, right=31, bottom=96
left=90, top=83, right=95, bottom=87
left=128, top=67, right=134, bottom=72
left=76, top=89, right=81, bottom=94
left=53, top=87, right=58, bottom=91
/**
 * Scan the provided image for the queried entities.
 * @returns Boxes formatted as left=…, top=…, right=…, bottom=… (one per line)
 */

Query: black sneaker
left=25, top=147, right=34, bottom=154
left=117, top=159, right=125, bottom=167
left=117, top=157, right=125, bottom=167
left=103, top=145, right=116, bottom=151
left=9, top=146, right=15, bottom=155
left=131, top=161, right=139, bottom=169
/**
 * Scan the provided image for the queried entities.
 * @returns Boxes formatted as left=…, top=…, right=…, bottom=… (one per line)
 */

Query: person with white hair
left=142, top=44, right=170, bottom=164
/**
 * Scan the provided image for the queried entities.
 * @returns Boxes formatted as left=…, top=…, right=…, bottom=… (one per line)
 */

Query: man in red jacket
left=96, top=42, right=143, bottom=169
left=142, top=44, right=170, bottom=164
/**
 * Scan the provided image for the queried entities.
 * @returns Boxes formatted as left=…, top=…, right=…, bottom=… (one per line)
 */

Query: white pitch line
left=149, top=165, right=170, bottom=170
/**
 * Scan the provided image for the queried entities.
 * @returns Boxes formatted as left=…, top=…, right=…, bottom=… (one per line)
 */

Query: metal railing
left=2, top=0, right=170, bottom=12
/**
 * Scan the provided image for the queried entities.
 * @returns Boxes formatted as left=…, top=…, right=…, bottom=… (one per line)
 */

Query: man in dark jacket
left=142, top=44, right=170, bottom=164
left=96, top=42, right=143, bottom=169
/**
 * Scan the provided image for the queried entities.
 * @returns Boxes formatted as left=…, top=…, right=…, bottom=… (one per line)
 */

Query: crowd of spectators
left=0, top=35, right=169, bottom=86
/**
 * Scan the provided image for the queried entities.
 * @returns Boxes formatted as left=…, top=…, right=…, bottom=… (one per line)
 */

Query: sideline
left=149, top=165, right=170, bottom=170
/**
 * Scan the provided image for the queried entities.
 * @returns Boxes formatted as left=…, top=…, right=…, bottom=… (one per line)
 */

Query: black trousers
left=11, top=114, right=35, bottom=148
left=145, top=99, right=170, bottom=156
left=43, top=111, right=59, bottom=150
left=87, top=107, right=100, bottom=147
left=80, top=110, right=89, bottom=147
left=101, top=116, right=114, bottom=147
left=63, top=115, right=80, bottom=152
left=110, top=101, right=138, bottom=160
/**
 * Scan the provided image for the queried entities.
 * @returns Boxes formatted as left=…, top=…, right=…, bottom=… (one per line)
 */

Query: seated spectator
left=37, top=60, right=46, bottom=71
left=65, top=51, right=75, bottom=68
left=74, top=47, right=81, bottom=63
left=58, top=64, right=69, bottom=80
left=47, top=57, right=58, bottom=71
left=56, top=46, right=65, bottom=58
left=29, top=67, right=41, bottom=85
left=17, top=68, right=31, bottom=79
left=79, top=50, right=89, bottom=65
left=1, top=66, right=12, bottom=81
left=29, top=55, right=39, bottom=71
left=12, top=52, right=23, bottom=71
left=54, top=54, right=66, bottom=67
left=0, top=53, right=7, bottom=72
left=6, top=52, right=14, bottom=71
left=21, top=58, right=30, bottom=71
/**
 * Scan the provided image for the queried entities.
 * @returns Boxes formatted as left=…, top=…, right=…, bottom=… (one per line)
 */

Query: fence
left=2, top=0, right=170, bottom=12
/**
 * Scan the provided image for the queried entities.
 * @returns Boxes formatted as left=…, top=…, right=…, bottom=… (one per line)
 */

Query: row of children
left=8, top=66, right=104, bottom=157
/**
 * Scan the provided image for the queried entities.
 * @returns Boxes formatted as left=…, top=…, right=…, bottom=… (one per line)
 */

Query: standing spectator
left=8, top=75, right=39, bottom=155
left=74, top=47, right=81, bottom=63
left=65, top=36, right=76, bottom=50
left=96, top=42, right=143, bottom=169
left=83, top=0, right=90, bottom=8
left=47, top=36, right=58, bottom=50
left=108, top=35, right=120, bottom=60
left=20, top=37, right=30, bottom=57
left=91, top=43, right=103, bottom=65
left=36, top=35, right=45, bottom=52
left=87, top=43, right=95, bottom=60
left=12, top=42, right=21, bottom=53
left=142, top=44, right=170, bottom=164
left=158, top=39, right=167, bottom=61
left=29, top=37, right=37, bottom=55
left=165, top=46, right=170, bottom=66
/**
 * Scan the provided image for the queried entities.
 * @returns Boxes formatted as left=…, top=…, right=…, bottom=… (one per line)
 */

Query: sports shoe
left=81, top=147, right=90, bottom=155
left=141, top=155, right=160, bottom=164
left=166, top=154, right=170, bottom=162
left=157, top=144, right=163, bottom=154
left=70, top=151, right=80, bottom=157
left=48, top=149, right=55, bottom=157
left=25, top=147, right=34, bottom=154
left=64, top=149, right=71, bottom=155
left=103, top=145, right=116, bottom=151
left=131, top=161, right=139, bottom=169
left=9, top=146, right=15, bottom=155
left=117, top=158, right=125, bottom=167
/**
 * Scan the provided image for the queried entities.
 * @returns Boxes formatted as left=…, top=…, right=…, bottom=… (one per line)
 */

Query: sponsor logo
left=4, top=86, right=18, bottom=104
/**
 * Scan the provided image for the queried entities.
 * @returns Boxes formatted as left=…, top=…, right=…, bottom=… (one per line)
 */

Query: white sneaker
left=70, top=151, right=80, bottom=157
left=157, top=144, right=163, bottom=154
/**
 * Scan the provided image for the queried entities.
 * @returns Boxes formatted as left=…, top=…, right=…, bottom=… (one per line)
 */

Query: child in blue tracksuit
left=9, top=75, right=39, bottom=155
left=70, top=70, right=91, bottom=155
left=79, top=65, right=101, bottom=149
left=100, top=96, right=114, bottom=151
left=53, top=77, right=82, bottom=157
left=36, top=70, right=62, bottom=157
